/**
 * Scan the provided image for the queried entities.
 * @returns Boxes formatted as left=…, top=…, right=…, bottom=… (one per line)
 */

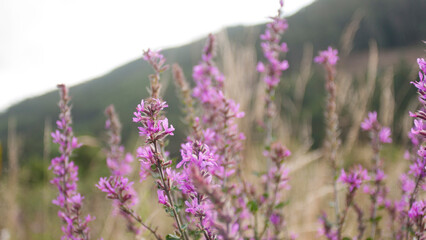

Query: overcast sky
left=0, top=0, right=315, bottom=112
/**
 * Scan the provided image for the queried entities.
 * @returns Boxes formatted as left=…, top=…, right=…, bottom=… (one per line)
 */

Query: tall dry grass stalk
left=294, top=43, right=313, bottom=114
left=339, top=10, right=364, bottom=58
left=335, top=73, right=354, bottom=113
left=217, top=29, right=258, bottom=161
left=292, top=43, right=314, bottom=146
left=344, top=40, right=378, bottom=153
left=6, top=117, right=21, bottom=240
left=42, top=118, right=52, bottom=239
left=379, top=67, right=395, bottom=127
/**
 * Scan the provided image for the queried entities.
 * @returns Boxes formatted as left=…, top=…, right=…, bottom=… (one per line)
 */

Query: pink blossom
left=361, top=111, right=378, bottom=131
left=314, top=47, right=339, bottom=66
left=339, top=165, right=370, bottom=192
left=49, top=84, right=92, bottom=239
left=157, top=190, right=170, bottom=207
left=379, top=127, right=392, bottom=143
left=408, top=200, right=425, bottom=221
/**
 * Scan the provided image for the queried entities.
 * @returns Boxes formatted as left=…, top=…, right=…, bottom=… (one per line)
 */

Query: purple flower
left=143, top=49, right=168, bottom=73
left=49, top=84, right=92, bottom=239
left=418, top=58, right=426, bottom=73
left=270, top=213, right=282, bottom=227
left=185, top=197, right=209, bottom=217
left=400, top=174, right=415, bottom=194
left=133, top=98, right=174, bottom=144
left=157, top=190, right=170, bottom=207
left=408, top=200, right=425, bottom=222
left=314, top=47, right=339, bottom=66
left=411, top=118, right=426, bottom=137
left=379, top=127, right=392, bottom=143
left=339, top=165, right=370, bottom=192
left=375, top=169, right=386, bottom=182
left=104, top=105, right=135, bottom=177
left=361, top=111, right=378, bottom=131
left=96, top=176, right=137, bottom=206
left=191, top=34, right=245, bottom=184
left=409, top=158, right=426, bottom=177
left=257, top=9, right=289, bottom=89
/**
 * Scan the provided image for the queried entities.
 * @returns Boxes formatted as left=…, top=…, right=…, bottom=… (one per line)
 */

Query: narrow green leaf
left=166, top=234, right=181, bottom=240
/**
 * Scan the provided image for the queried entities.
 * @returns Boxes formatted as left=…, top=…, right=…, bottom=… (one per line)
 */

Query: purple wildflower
left=400, top=174, right=415, bottom=194
left=378, top=127, right=392, bottom=143
left=133, top=98, right=175, bottom=144
left=49, top=84, right=92, bottom=240
left=135, top=50, right=189, bottom=239
left=191, top=34, right=245, bottom=185
left=398, top=57, right=426, bottom=239
left=143, top=49, right=168, bottom=74
left=96, top=105, right=140, bottom=234
left=408, top=200, right=425, bottom=221
left=257, top=2, right=289, bottom=90
left=339, top=165, right=370, bottom=192
left=157, top=190, right=170, bottom=207
left=314, top=47, right=339, bottom=66
left=409, top=158, right=426, bottom=178
left=361, top=112, right=378, bottom=131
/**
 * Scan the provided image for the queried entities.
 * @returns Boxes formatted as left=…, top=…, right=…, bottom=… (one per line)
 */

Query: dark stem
left=154, top=142, right=189, bottom=240
left=404, top=174, right=423, bottom=240
left=123, top=206, right=163, bottom=240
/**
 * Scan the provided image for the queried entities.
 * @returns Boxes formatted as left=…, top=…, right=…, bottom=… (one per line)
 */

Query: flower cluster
left=257, top=0, right=289, bottom=128
left=96, top=176, right=136, bottom=207
left=339, top=165, right=370, bottom=192
left=96, top=105, right=139, bottom=234
left=177, top=141, right=217, bottom=238
left=314, top=47, right=339, bottom=66
left=135, top=50, right=189, bottom=239
left=392, top=57, right=426, bottom=239
left=133, top=99, right=175, bottom=144
left=134, top=98, right=175, bottom=179
left=361, top=111, right=392, bottom=143
left=50, top=84, right=93, bottom=240
left=256, top=0, right=289, bottom=88
left=315, top=46, right=342, bottom=237
left=191, top=34, right=245, bottom=183
left=104, top=105, right=135, bottom=176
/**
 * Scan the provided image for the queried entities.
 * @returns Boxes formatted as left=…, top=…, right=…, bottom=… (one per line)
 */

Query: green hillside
left=1, top=0, right=425, bottom=168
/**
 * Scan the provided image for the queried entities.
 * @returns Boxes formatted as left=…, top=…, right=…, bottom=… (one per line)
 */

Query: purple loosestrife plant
left=399, top=58, right=426, bottom=239
left=360, top=111, right=392, bottom=238
left=315, top=47, right=341, bottom=227
left=184, top=34, right=248, bottom=239
left=192, top=34, right=245, bottom=186
left=252, top=1, right=293, bottom=239
left=50, top=84, right=93, bottom=240
left=318, top=165, right=370, bottom=240
left=256, top=0, right=289, bottom=148
left=337, top=165, right=369, bottom=239
left=96, top=105, right=163, bottom=238
left=258, top=142, right=291, bottom=239
left=176, top=140, right=218, bottom=239
left=134, top=49, right=189, bottom=240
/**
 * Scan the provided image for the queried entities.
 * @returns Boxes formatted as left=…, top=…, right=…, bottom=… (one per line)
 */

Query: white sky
left=0, top=0, right=314, bottom=112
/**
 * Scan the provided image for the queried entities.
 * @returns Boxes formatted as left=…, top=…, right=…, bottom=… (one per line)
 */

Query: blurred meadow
left=0, top=0, right=425, bottom=239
